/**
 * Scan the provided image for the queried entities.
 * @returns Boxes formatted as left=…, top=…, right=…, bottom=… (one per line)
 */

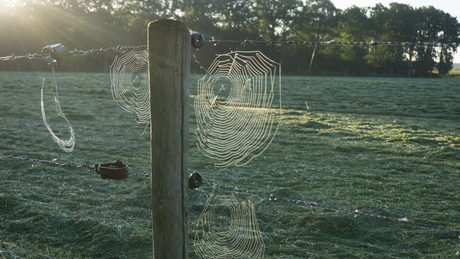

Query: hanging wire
left=2, top=151, right=460, bottom=236
left=1, top=34, right=459, bottom=256
left=0, top=155, right=150, bottom=177
left=204, top=39, right=460, bottom=47
left=200, top=181, right=460, bottom=236
left=1, top=37, right=459, bottom=63
left=0, top=45, right=147, bottom=62
left=0, top=241, right=57, bottom=259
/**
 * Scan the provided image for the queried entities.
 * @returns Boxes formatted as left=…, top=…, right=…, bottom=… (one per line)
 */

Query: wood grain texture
left=148, top=19, right=190, bottom=259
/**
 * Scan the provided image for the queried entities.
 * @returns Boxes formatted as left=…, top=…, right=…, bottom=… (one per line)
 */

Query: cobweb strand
left=194, top=51, right=282, bottom=167
left=194, top=191, right=265, bottom=259
left=110, top=50, right=150, bottom=133
left=40, top=74, right=75, bottom=153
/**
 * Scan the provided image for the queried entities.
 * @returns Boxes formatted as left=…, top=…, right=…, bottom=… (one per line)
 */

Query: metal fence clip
left=42, top=43, right=69, bottom=66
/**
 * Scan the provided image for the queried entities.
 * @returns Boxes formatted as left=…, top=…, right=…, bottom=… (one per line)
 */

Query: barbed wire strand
left=205, top=39, right=460, bottom=47
left=0, top=155, right=149, bottom=177
left=0, top=154, right=94, bottom=169
left=0, top=241, right=56, bottom=259
left=1, top=40, right=458, bottom=62
left=1, top=155, right=460, bottom=235
left=201, top=181, right=460, bottom=236
left=1, top=154, right=460, bottom=250
left=1, top=37, right=458, bottom=258
left=0, top=45, right=147, bottom=62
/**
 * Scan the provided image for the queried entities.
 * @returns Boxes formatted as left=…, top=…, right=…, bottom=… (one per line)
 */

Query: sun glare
left=2, top=0, right=19, bottom=7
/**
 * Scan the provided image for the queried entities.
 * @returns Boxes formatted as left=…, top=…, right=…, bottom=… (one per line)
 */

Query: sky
left=332, top=0, right=460, bottom=64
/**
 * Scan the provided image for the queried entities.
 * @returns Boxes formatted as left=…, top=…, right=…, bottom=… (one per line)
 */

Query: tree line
left=1, top=0, right=459, bottom=76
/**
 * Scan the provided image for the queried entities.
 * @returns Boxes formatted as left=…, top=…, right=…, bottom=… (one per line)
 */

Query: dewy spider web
left=194, top=51, right=282, bottom=167
left=194, top=190, right=265, bottom=259
left=110, top=50, right=150, bottom=134
left=41, top=67, right=75, bottom=153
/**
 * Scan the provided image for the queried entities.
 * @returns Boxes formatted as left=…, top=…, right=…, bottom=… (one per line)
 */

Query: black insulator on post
left=189, top=171, right=202, bottom=189
left=191, top=32, right=204, bottom=49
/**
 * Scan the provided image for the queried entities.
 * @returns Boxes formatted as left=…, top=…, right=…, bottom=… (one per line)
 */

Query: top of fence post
left=148, top=19, right=190, bottom=259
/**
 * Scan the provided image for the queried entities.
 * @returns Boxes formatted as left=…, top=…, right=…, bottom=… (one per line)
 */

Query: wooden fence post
left=148, top=19, right=190, bottom=259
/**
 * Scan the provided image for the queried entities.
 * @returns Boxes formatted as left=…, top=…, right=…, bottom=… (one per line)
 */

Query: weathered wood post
left=148, top=19, right=190, bottom=258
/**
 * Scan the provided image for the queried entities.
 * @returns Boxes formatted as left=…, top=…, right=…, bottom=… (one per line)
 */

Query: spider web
left=110, top=50, right=150, bottom=134
left=41, top=67, right=75, bottom=153
left=194, top=190, right=265, bottom=259
left=194, top=51, right=282, bottom=167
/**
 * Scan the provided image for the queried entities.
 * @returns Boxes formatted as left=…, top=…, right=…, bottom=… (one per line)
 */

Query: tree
left=2, top=0, right=459, bottom=75
left=337, top=6, right=371, bottom=75
left=435, top=12, right=459, bottom=76
left=213, top=0, right=256, bottom=39
left=306, top=0, right=338, bottom=72
left=179, top=0, right=216, bottom=34
left=253, top=0, right=301, bottom=41
left=251, top=0, right=302, bottom=64
left=287, top=0, right=338, bottom=73
left=382, top=3, right=418, bottom=76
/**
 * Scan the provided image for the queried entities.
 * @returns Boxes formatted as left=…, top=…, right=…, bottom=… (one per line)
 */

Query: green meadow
left=447, top=70, right=460, bottom=79
left=0, top=72, right=460, bottom=258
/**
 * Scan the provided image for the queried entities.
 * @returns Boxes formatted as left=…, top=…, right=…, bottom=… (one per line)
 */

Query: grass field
left=0, top=72, right=460, bottom=258
left=448, top=70, right=460, bottom=79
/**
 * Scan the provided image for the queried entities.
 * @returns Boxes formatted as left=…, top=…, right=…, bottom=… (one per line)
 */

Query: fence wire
left=0, top=154, right=94, bottom=169
left=0, top=45, right=147, bottom=62
left=1, top=38, right=459, bottom=63
left=1, top=35, right=459, bottom=258
left=201, top=181, right=460, bottom=236
left=1, top=155, right=459, bottom=236
left=205, top=39, right=460, bottom=47
left=0, top=240, right=56, bottom=259
left=0, top=155, right=150, bottom=177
